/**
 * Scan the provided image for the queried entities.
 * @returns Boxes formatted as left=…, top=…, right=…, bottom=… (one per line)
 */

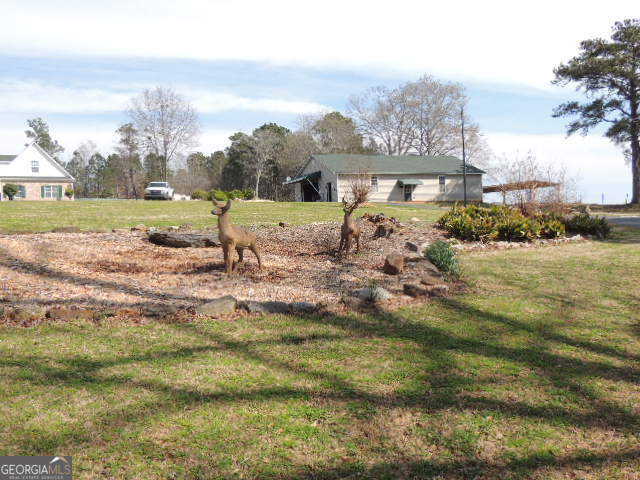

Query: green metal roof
left=283, top=170, right=321, bottom=185
left=398, top=179, right=424, bottom=185
left=312, top=154, right=485, bottom=175
left=0, top=155, right=16, bottom=162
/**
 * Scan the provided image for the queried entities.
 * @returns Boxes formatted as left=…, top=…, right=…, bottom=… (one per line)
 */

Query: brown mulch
left=0, top=220, right=448, bottom=324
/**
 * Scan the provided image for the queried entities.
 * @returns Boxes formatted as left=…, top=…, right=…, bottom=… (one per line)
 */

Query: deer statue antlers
left=211, top=199, right=262, bottom=274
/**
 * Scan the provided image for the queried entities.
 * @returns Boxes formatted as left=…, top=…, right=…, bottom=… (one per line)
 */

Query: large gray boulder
left=148, top=232, right=220, bottom=248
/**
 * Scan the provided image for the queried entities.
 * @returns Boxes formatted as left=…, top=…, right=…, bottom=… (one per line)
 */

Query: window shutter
left=41, top=185, right=45, bottom=198
left=58, top=185, right=63, bottom=198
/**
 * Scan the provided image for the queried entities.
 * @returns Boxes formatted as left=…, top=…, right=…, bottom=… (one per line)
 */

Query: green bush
left=211, top=190, right=228, bottom=201
left=242, top=189, right=255, bottom=200
left=227, top=189, right=246, bottom=200
left=191, top=189, right=209, bottom=200
left=2, top=184, right=20, bottom=200
left=437, top=204, right=569, bottom=242
left=425, top=241, right=461, bottom=278
left=564, top=213, right=610, bottom=238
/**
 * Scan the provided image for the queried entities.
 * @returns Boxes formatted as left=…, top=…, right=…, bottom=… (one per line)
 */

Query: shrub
left=2, top=184, right=20, bottom=200
left=425, top=241, right=461, bottom=278
left=242, top=189, right=255, bottom=200
left=438, top=204, right=571, bottom=242
left=64, top=187, right=74, bottom=199
left=227, top=189, right=246, bottom=200
left=211, top=189, right=228, bottom=201
left=564, top=213, right=610, bottom=238
left=191, top=189, right=209, bottom=200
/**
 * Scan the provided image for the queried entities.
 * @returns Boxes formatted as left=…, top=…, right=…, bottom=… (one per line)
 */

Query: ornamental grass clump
left=425, top=241, right=461, bottom=278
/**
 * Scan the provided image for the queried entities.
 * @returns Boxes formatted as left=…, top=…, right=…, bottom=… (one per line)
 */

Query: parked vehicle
left=144, top=182, right=174, bottom=200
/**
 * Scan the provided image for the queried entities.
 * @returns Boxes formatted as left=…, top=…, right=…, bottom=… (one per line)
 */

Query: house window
left=438, top=175, right=446, bottom=193
left=31, top=160, right=39, bottom=173
left=370, top=176, right=378, bottom=192
left=41, top=185, right=61, bottom=199
left=15, top=185, right=26, bottom=199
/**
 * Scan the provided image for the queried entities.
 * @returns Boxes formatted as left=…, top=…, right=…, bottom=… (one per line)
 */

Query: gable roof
left=313, top=154, right=485, bottom=175
left=0, top=143, right=74, bottom=181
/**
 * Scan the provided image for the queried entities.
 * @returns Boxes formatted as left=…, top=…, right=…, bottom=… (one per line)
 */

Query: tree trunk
left=255, top=173, right=261, bottom=199
left=631, top=96, right=640, bottom=204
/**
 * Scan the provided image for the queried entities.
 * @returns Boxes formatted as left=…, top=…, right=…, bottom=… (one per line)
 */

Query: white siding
left=295, top=157, right=339, bottom=202
left=0, top=144, right=71, bottom=179
left=338, top=173, right=482, bottom=202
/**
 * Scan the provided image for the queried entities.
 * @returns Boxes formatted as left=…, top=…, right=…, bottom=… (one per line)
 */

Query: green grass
left=0, top=200, right=446, bottom=232
left=0, top=224, right=639, bottom=478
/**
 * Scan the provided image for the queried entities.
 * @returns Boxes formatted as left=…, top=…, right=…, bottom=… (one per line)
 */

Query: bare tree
left=246, top=129, right=282, bottom=199
left=348, top=75, right=491, bottom=163
left=348, top=86, right=414, bottom=155
left=488, top=152, right=579, bottom=210
left=127, top=86, right=199, bottom=181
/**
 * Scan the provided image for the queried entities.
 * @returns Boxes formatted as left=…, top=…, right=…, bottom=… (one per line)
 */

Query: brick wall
left=0, top=181, right=74, bottom=201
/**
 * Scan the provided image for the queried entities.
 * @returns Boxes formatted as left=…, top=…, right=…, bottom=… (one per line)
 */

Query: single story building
left=284, top=154, right=484, bottom=202
left=0, top=143, right=74, bottom=201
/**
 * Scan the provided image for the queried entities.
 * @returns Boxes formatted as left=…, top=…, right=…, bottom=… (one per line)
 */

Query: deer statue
left=338, top=196, right=363, bottom=254
left=211, top=199, right=262, bottom=274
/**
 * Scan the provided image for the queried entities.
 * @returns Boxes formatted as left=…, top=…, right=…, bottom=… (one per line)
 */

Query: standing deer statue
left=339, top=197, right=365, bottom=254
left=211, top=199, right=262, bottom=274
left=338, top=177, right=370, bottom=254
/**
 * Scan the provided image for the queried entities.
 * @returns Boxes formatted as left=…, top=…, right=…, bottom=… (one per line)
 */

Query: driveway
left=605, top=216, right=640, bottom=228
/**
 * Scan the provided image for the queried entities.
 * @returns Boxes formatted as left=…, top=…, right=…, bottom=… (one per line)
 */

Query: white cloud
left=0, top=79, right=328, bottom=115
left=0, top=0, right=637, bottom=89
left=485, top=132, right=632, bottom=204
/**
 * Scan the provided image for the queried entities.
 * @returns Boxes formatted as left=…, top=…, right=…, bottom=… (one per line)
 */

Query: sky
left=0, top=0, right=637, bottom=203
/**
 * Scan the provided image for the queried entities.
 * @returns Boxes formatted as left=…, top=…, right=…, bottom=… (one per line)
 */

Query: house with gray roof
left=284, top=154, right=484, bottom=202
left=0, top=143, right=75, bottom=201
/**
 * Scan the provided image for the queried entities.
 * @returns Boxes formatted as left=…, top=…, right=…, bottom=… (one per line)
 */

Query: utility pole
left=461, top=107, right=467, bottom=206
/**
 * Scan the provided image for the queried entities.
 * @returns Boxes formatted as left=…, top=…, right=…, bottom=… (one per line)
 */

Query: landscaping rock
left=240, top=301, right=292, bottom=314
left=405, top=241, right=419, bottom=252
left=383, top=254, right=405, bottom=275
left=168, top=225, right=180, bottom=231
left=6, top=305, right=47, bottom=321
left=142, top=304, right=180, bottom=317
left=46, top=307, right=97, bottom=321
left=290, top=302, right=316, bottom=313
left=341, top=296, right=361, bottom=309
left=278, top=222, right=289, bottom=228
left=356, top=286, right=393, bottom=302
left=148, top=232, right=220, bottom=248
left=426, top=284, right=449, bottom=297
left=403, top=283, right=428, bottom=297
left=132, top=224, right=149, bottom=232
left=195, top=296, right=237, bottom=316
left=374, top=224, right=395, bottom=238
left=418, top=260, right=445, bottom=285
left=410, top=217, right=421, bottom=222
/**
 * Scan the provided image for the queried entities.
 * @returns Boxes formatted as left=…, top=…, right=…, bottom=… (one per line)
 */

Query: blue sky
left=0, top=0, right=637, bottom=203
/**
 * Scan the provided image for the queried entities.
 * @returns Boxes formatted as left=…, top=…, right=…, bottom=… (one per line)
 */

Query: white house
left=284, top=154, right=484, bottom=202
left=0, top=143, right=74, bottom=201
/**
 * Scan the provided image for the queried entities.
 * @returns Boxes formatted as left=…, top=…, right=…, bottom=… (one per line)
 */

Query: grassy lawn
left=1, top=225, right=638, bottom=478
left=0, top=200, right=446, bottom=233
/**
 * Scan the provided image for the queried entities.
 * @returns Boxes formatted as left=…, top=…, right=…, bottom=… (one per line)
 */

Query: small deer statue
left=338, top=196, right=363, bottom=254
left=211, top=199, right=262, bottom=274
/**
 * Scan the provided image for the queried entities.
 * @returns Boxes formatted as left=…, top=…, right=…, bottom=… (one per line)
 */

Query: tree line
left=25, top=76, right=494, bottom=200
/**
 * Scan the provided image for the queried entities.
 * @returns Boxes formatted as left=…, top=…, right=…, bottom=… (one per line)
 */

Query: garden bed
left=0, top=219, right=451, bottom=325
